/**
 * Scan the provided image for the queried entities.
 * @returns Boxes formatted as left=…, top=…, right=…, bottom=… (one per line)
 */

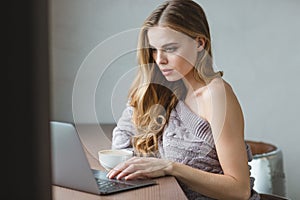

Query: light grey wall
left=50, top=0, right=300, bottom=199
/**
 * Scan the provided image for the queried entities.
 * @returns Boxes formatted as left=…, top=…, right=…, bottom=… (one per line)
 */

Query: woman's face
left=147, top=26, right=200, bottom=82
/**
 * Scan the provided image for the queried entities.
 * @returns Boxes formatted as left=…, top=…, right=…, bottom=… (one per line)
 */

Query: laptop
left=50, top=121, right=157, bottom=195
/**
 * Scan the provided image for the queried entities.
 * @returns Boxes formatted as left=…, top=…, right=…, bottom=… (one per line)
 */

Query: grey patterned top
left=112, top=100, right=260, bottom=200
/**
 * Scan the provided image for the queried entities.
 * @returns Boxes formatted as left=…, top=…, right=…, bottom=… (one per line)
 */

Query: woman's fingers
left=107, top=157, right=144, bottom=179
left=106, top=161, right=129, bottom=178
left=115, top=162, right=147, bottom=180
left=107, top=157, right=172, bottom=180
left=124, top=170, right=149, bottom=180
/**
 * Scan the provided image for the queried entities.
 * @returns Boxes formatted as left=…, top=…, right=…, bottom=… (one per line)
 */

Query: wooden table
left=52, top=124, right=188, bottom=200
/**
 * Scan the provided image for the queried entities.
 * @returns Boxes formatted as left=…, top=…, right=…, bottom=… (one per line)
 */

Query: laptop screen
left=50, top=121, right=156, bottom=195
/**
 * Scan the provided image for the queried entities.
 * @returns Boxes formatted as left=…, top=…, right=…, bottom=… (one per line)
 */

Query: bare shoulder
left=200, top=78, right=242, bottom=123
left=202, top=78, right=245, bottom=144
left=207, top=78, right=240, bottom=103
left=208, top=78, right=233, bottom=95
left=210, top=78, right=244, bottom=120
left=192, top=78, right=242, bottom=124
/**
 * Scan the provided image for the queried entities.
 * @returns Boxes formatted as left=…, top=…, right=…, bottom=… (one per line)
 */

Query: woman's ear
left=196, top=37, right=205, bottom=51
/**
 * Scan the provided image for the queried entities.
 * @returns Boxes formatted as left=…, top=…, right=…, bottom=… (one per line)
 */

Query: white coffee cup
left=98, top=149, right=133, bottom=171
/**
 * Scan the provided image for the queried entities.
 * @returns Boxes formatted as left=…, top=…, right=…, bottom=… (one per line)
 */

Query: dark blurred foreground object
left=4, top=0, right=52, bottom=200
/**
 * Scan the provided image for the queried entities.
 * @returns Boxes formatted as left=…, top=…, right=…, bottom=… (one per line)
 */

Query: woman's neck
left=182, top=70, right=207, bottom=95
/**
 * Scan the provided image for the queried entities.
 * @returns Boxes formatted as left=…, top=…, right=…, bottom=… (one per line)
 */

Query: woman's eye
left=164, top=47, right=177, bottom=53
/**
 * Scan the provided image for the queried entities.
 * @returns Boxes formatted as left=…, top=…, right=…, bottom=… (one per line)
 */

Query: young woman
left=107, top=0, right=260, bottom=199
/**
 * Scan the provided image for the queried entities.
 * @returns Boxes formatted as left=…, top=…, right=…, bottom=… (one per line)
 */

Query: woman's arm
left=111, top=104, right=137, bottom=149
left=168, top=79, right=250, bottom=200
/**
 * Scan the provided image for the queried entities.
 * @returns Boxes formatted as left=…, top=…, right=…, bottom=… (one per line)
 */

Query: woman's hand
left=106, top=156, right=173, bottom=180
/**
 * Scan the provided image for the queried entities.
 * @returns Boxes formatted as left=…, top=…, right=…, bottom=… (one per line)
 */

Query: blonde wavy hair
left=129, top=0, right=223, bottom=156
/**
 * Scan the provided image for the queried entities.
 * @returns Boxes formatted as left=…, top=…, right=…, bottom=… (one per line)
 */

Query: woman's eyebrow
left=162, top=43, right=178, bottom=48
left=149, top=42, right=179, bottom=49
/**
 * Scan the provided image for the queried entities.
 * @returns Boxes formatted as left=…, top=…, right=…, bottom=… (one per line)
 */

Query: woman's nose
left=156, top=50, right=168, bottom=65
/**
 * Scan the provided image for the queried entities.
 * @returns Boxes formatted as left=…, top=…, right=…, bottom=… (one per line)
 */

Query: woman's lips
left=161, top=69, right=173, bottom=76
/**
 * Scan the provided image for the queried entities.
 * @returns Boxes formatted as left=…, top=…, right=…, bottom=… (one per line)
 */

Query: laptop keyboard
left=96, top=178, right=135, bottom=193
left=92, top=169, right=156, bottom=194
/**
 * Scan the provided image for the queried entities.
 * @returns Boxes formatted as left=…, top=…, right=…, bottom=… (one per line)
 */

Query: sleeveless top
left=112, top=100, right=261, bottom=200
